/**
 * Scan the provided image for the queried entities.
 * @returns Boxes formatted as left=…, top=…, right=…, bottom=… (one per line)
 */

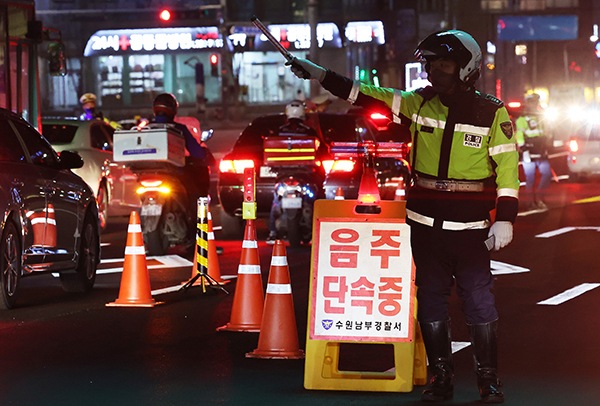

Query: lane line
left=491, top=260, right=530, bottom=275
left=537, top=283, right=600, bottom=305
left=535, top=226, right=600, bottom=238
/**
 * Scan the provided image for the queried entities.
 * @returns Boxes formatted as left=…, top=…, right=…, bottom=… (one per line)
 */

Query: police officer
left=267, top=100, right=321, bottom=244
left=79, top=93, right=120, bottom=129
left=290, top=30, right=518, bottom=403
left=515, top=93, right=552, bottom=211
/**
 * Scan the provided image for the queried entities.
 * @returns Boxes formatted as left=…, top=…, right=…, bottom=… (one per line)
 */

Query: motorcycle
left=272, top=168, right=324, bottom=247
left=115, top=119, right=213, bottom=256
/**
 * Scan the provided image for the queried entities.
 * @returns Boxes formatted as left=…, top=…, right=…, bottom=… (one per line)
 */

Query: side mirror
left=201, top=129, right=214, bottom=142
left=48, top=42, right=67, bottom=77
left=59, top=150, right=84, bottom=169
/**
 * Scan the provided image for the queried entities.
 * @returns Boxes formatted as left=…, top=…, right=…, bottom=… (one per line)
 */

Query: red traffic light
left=159, top=9, right=171, bottom=21
left=210, top=54, right=218, bottom=65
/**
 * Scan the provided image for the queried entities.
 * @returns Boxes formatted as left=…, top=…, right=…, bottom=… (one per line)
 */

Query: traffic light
left=210, top=54, right=218, bottom=77
left=159, top=9, right=171, bottom=22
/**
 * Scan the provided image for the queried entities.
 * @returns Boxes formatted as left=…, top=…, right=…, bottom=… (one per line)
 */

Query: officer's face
left=427, top=58, right=459, bottom=94
left=429, top=58, right=457, bottom=75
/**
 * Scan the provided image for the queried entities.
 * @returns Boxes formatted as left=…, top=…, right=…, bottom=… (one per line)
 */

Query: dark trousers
left=411, top=222, right=498, bottom=324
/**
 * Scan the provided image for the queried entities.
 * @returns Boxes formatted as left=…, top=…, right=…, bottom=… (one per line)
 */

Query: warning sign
left=310, top=217, right=415, bottom=343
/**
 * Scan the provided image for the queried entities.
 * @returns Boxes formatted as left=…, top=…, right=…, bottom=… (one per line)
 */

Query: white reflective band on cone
left=271, top=256, right=288, bottom=266
left=242, top=240, right=258, bottom=248
left=238, top=264, right=261, bottom=274
left=128, top=224, right=142, bottom=233
left=266, top=283, right=292, bottom=294
left=47, top=218, right=57, bottom=225
left=334, top=196, right=344, bottom=200
left=208, top=232, right=215, bottom=240
left=125, top=246, right=146, bottom=255
left=29, top=218, right=46, bottom=225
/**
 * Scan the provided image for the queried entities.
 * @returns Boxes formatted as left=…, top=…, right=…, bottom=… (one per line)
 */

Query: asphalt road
left=1, top=179, right=600, bottom=405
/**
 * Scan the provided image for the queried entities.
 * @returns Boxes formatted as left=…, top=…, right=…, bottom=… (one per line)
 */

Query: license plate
left=260, top=166, right=277, bottom=178
left=282, top=197, right=302, bottom=209
left=141, top=204, right=162, bottom=216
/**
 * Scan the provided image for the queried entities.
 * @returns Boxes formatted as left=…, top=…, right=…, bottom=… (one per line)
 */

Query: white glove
left=488, top=221, right=513, bottom=251
left=288, top=58, right=327, bottom=82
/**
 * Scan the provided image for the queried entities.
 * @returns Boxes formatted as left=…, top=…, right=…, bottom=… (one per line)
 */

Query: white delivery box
left=113, top=125, right=186, bottom=167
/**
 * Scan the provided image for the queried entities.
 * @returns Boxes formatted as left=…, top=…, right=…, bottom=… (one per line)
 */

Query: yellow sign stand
left=304, top=199, right=427, bottom=392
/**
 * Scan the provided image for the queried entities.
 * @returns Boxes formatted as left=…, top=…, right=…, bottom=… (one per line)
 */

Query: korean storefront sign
left=310, top=217, right=414, bottom=343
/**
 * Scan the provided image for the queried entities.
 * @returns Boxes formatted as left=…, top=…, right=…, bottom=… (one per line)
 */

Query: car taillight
left=370, top=112, right=389, bottom=120
left=569, top=139, right=579, bottom=152
left=322, top=159, right=355, bottom=174
left=219, top=159, right=254, bottom=174
left=137, top=180, right=170, bottom=194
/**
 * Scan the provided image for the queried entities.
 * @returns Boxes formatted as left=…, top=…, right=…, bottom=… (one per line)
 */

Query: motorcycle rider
left=151, top=93, right=214, bottom=222
left=289, top=30, right=519, bottom=403
left=267, top=100, right=321, bottom=244
left=515, top=93, right=552, bottom=211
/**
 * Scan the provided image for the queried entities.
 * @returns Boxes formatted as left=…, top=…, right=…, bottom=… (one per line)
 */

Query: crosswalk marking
left=537, top=283, right=600, bottom=305
left=536, top=226, right=600, bottom=238
left=491, top=260, right=530, bottom=275
left=52, top=255, right=194, bottom=277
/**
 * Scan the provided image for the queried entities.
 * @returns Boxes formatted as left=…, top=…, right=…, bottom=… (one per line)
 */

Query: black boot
left=468, top=320, right=504, bottom=404
left=420, top=319, right=454, bottom=402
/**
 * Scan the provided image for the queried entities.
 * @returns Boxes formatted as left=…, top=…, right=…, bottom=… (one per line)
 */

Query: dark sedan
left=0, top=109, right=100, bottom=309
left=217, top=111, right=410, bottom=237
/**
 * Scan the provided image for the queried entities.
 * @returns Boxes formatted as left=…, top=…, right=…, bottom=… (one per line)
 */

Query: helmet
left=525, top=93, right=541, bottom=103
left=414, top=30, right=482, bottom=85
left=153, top=93, right=179, bottom=118
left=285, top=100, right=307, bottom=120
left=79, top=93, right=97, bottom=105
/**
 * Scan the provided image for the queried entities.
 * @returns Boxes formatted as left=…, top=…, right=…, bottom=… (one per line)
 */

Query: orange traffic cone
left=357, top=166, right=381, bottom=204
left=246, top=239, right=304, bottom=359
left=394, top=176, right=406, bottom=201
left=107, top=211, right=161, bottom=307
left=217, top=219, right=264, bottom=332
left=334, top=187, right=345, bottom=200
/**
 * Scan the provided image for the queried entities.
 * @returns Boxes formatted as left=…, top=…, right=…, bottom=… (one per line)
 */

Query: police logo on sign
left=463, top=133, right=483, bottom=148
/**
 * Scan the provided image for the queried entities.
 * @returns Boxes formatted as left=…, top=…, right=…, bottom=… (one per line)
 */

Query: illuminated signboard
left=84, top=27, right=223, bottom=56
left=405, top=62, right=430, bottom=92
left=346, top=21, right=385, bottom=44
left=254, top=22, right=342, bottom=52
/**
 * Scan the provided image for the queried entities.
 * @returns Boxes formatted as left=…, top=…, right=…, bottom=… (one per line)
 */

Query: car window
left=0, top=119, right=27, bottom=162
left=354, top=116, right=377, bottom=142
left=12, top=120, right=60, bottom=167
left=90, top=122, right=113, bottom=151
left=233, top=115, right=286, bottom=150
left=41, top=123, right=78, bottom=145
left=318, top=114, right=362, bottom=143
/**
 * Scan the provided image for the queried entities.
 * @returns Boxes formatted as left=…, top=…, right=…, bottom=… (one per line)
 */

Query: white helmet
left=414, top=30, right=482, bottom=85
left=285, top=100, right=307, bottom=120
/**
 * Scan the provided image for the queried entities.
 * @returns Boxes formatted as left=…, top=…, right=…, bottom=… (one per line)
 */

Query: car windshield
left=42, top=123, right=78, bottom=145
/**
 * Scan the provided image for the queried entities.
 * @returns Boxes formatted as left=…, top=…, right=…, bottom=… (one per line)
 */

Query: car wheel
left=220, top=211, right=244, bottom=240
left=145, top=228, right=169, bottom=256
left=60, top=212, right=99, bottom=293
left=97, top=183, right=108, bottom=230
left=0, top=220, right=21, bottom=310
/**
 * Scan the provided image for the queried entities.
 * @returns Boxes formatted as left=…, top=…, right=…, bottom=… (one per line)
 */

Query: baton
left=251, top=15, right=310, bottom=78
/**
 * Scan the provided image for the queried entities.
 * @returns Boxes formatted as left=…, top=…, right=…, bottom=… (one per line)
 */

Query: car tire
left=60, top=211, right=99, bottom=293
left=0, top=220, right=21, bottom=310
left=97, top=182, right=108, bottom=230
left=220, top=211, right=244, bottom=240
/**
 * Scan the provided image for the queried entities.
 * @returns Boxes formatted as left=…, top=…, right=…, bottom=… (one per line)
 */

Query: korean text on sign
left=310, top=218, right=415, bottom=343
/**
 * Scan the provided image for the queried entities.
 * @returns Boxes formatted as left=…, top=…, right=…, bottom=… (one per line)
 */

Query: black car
left=0, top=109, right=100, bottom=308
left=217, top=111, right=411, bottom=237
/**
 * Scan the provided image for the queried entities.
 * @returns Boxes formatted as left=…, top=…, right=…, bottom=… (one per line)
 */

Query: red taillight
left=569, top=139, right=579, bottom=152
left=321, top=159, right=355, bottom=174
left=507, top=101, right=521, bottom=109
left=370, top=112, right=388, bottom=120
left=219, top=159, right=255, bottom=174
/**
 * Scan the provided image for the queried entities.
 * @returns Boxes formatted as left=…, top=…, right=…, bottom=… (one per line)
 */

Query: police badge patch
left=500, top=121, right=513, bottom=139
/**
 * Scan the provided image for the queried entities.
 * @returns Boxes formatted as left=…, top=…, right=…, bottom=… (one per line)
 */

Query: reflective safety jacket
left=515, top=115, right=548, bottom=159
left=320, top=70, right=520, bottom=224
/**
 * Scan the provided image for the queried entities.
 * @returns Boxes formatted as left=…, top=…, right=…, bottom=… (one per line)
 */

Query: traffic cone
left=246, top=240, right=304, bottom=359
left=26, top=210, right=45, bottom=247
left=217, top=219, right=264, bottom=332
left=106, top=211, right=161, bottom=307
left=45, top=204, right=57, bottom=247
left=334, top=187, right=345, bottom=200
left=187, top=207, right=229, bottom=287
left=394, top=176, right=406, bottom=201
left=357, top=166, right=381, bottom=204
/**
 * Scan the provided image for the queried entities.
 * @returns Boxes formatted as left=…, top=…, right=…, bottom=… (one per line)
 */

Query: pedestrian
left=289, top=30, right=519, bottom=403
left=515, top=93, right=552, bottom=211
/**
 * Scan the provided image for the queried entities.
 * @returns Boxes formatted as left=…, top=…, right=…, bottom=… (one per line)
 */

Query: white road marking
left=151, top=285, right=183, bottom=295
left=491, top=260, right=530, bottom=275
left=536, top=226, right=600, bottom=238
left=52, top=255, right=194, bottom=277
left=537, top=283, right=600, bottom=305
left=452, top=341, right=471, bottom=354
